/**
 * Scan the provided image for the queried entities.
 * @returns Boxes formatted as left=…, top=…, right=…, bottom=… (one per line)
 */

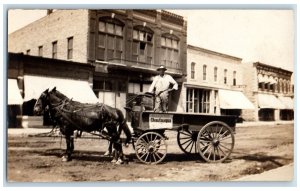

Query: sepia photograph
left=6, top=7, right=294, bottom=183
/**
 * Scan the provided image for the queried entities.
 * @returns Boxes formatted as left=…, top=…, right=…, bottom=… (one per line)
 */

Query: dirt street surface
left=7, top=124, right=294, bottom=182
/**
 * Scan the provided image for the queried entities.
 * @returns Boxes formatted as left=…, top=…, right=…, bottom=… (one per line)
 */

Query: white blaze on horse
left=33, top=87, right=132, bottom=164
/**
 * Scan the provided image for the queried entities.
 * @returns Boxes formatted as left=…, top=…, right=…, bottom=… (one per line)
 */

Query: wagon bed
left=129, top=105, right=237, bottom=164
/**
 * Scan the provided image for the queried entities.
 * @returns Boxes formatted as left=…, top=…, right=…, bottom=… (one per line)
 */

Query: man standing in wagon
left=148, top=65, right=178, bottom=112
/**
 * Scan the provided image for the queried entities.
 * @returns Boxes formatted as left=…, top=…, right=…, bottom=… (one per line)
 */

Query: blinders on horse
left=33, top=89, right=50, bottom=115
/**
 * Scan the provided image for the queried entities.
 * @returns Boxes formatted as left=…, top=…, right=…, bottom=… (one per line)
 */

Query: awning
left=8, top=79, right=23, bottom=105
left=278, top=96, right=294, bottom=109
left=24, top=75, right=99, bottom=104
left=219, top=89, right=255, bottom=109
left=257, top=94, right=285, bottom=109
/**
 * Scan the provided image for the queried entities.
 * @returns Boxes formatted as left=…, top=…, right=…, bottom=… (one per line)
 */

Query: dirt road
left=7, top=124, right=294, bottom=182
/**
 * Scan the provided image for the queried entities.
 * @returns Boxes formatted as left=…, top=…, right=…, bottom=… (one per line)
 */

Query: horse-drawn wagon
left=34, top=88, right=236, bottom=165
left=127, top=93, right=236, bottom=164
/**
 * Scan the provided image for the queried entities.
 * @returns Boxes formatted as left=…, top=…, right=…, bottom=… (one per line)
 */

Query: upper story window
left=224, top=69, right=227, bottom=84
left=191, top=62, right=196, bottom=79
left=203, top=65, right=207, bottom=81
left=214, top=67, right=218, bottom=82
left=132, top=26, right=153, bottom=64
left=233, top=71, right=237, bottom=86
left=67, top=37, right=73, bottom=60
left=52, top=41, right=57, bottom=59
left=161, top=33, right=179, bottom=69
left=98, top=17, right=124, bottom=62
left=38, top=46, right=43, bottom=57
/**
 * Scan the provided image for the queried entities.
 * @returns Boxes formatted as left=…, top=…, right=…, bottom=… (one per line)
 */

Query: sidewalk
left=236, top=120, right=294, bottom=127
left=234, top=163, right=294, bottom=181
left=7, top=127, right=54, bottom=136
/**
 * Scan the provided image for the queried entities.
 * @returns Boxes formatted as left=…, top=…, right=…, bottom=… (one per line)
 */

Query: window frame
left=214, top=67, right=218, bottom=82
left=233, top=71, right=237, bottom=86
left=98, top=19, right=124, bottom=61
left=161, top=35, right=180, bottom=69
left=224, top=69, right=227, bottom=84
left=67, top=36, right=73, bottom=60
left=203, top=65, right=207, bottom=81
left=133, top=28, right=154, bottom=64
left=191, top=62, right=196, bottom=79
left=52, top=41, right=57, bottom=59
left=38, top=46, right=43, bottom=57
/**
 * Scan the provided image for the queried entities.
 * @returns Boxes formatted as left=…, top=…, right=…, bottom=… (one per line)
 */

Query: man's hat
left=157, top=65, right=167, bottom=71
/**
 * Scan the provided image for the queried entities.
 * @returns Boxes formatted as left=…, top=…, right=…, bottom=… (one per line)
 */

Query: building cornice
left=187, top=44, right=242, bottom=62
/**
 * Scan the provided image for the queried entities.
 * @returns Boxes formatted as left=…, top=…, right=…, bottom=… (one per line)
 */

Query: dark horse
left=33, top=87, right=132, bottom=164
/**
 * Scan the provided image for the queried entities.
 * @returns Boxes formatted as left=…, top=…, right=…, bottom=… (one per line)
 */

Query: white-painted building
left=179, top=45, right=254, bottom=121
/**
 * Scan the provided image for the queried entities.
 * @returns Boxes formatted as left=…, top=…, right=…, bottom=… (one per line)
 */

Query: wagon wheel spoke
left=197, top=121, right=235, bottom=163
left=177, top=129, right=198, bottom=155
left=135, top=132, right=167, bottom=164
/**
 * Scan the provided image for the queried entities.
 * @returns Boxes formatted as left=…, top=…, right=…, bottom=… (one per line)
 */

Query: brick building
left=8, top=10, right=187, bottom=114
left=184, top=45, right=254, bottom=121
left=242, top=62, right=294, bottom=121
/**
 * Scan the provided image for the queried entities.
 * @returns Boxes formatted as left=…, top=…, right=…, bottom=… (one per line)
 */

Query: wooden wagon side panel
left=137, top=111, right=237, bottom=132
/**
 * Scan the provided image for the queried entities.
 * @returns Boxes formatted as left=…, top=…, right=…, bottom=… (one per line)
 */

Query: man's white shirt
left=148, top=74, right=178, bottom=93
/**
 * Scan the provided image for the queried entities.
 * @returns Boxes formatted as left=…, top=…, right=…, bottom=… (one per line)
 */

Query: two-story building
left=242, top=62, right=294, bottom=121
left=184, top=45, right=254, bottom=121
left=8, top=10, right=187, bottom=115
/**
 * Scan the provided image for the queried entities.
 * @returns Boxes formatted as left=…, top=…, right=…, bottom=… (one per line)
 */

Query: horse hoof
left=111, top=159, right=117, bottom=163
left=103, top=151, right=111, bottom=156
left=62, top=156, right=71, bottom=162
left=115, top=159, right=124, bottom=165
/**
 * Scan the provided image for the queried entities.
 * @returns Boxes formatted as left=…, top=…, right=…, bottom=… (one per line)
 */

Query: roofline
left=254, top=61, right=293, bottom=74
left=187, top=44, right=242, bottom=62
left=8, top=52, right=95, bottom=69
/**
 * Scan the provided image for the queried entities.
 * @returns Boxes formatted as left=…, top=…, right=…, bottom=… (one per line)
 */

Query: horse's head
left=48, top=87, right=68, bottom=100
left=33, top=88, right=49, bottom=115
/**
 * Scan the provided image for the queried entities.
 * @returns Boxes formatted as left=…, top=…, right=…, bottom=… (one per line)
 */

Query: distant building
left=8, top=10, right=188, bottom=115
left=242, top=62, right=294, bottom=121
left=184, top=45, right=254, bottom=121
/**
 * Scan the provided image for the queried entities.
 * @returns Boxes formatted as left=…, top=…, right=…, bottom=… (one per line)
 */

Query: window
left=26, top=49, right=30, bottom=55
left=186, top=88, right=210, bottom=113
left=233, top=71, right=236, bottom=86
left=133, top=28, right=153, bottom=64
left=93, top=79, right=114, bottom=91
left=203, top=65, right=207, bottom=81
left=38, top=46, right=43, bottom=57
left=67, top=37, right=73, bottom=59
left=191, top=62, right=196, bottom=79
left=214, top=67, right=218, bottom=82
left=224, top=69, right=227, bottom=84
left=161, top=35, right=179, bottom=68
left=52, top=41, right=57, bottom=59
left=98, top=19, right=124, bottom=62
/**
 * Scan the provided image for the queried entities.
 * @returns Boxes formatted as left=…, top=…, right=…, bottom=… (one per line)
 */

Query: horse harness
left=49, top=98, right=119, bottom=141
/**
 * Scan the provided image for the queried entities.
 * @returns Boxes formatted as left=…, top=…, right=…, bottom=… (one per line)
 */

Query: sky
left=8, top=9, right=295, bottom=72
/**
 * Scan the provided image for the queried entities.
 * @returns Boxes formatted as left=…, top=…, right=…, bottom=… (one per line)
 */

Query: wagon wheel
left=196, top=121, right=235, bottom=163
left=177, top=129, right=198, bottom=154
left=135, top=132, right=167, bottom=164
